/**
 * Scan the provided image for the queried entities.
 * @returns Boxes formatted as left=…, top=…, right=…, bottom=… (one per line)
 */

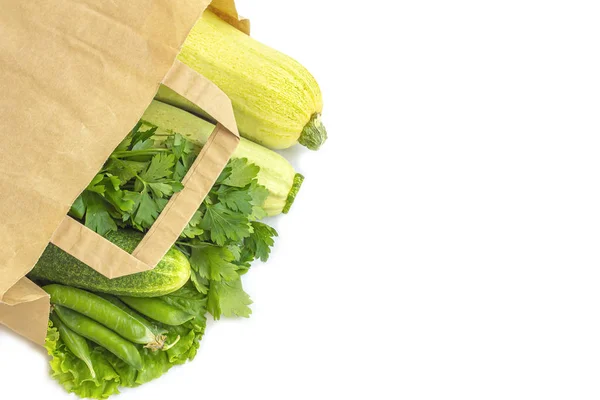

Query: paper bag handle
left=50, top=60, right=240, bottom=278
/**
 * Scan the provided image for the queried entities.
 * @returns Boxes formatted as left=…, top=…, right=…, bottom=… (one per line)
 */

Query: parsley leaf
left=130, top=125, right=157, bottom=148
left=70, top=195, right=86, bottom=220
left=207, top=278, right=253, bottom=319
left=86, top=174, right=106, bottom=195
left=148, top=181, right=183, bottom=198
left=200, top=203, right=252, bottom=246
left=140, top=153, right=175, bottom=183
left=105, top=186, right=136, bottom=213
left=215, top=164, right=232, bottom=185
left=244, top=222, right=278, bottom=262
left=222, top=158, right=260, bottom=187
left=248, top=182, right=270, bottom=220
left=216, top=185, right=253, bottom=214
left=190, top=244, right=239, bottom=282
left=82, top=192, right=117, bottom=236
left=132, top=192, right=159, bottom=230
left=105, top=158, right=148, bottom=183
left=181, top=210, right=204, bottom=239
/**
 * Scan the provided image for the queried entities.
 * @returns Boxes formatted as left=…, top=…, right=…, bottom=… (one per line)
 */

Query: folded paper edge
left=0, top=277, right=50, bottom=346
left=209, top=0, right=250, bottom=34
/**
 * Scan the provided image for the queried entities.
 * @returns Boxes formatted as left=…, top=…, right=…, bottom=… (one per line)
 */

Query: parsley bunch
left=69, top=123, right=277, bottom=319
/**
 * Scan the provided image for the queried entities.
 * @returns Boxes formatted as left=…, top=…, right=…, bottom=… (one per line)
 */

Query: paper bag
left=0, top=0, right=247, bottom=345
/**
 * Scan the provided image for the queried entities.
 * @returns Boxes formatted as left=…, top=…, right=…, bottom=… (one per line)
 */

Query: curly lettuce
left=45, top=284, right=207, bottom=398
left=45, top=321, right=120, bottom=399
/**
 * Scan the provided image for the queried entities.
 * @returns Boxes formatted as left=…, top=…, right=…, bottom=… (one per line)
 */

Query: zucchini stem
left=282, top=173, right=304, bottom=214
left=298, top=114, right=327, bottom=150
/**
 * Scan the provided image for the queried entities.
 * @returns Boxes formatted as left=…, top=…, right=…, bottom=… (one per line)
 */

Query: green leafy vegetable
left=190, top=244, right=239, bottom=282
left=51, top=123, right=279, bottom=397
left=67, top=123, right=278, bottom=321
left=207, top=278, right=253, bottom=319
left=244, top=222, right=278, bottom=262
left=200, top=203, right=252, bottom=246
left=220, top=158, right=261, bottom=188
left=82, top=192, right=117, bottom=237
left=45, top=321, right=121, bottom=399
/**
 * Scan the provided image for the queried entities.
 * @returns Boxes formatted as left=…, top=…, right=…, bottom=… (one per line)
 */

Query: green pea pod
left=98, top=293, right=182, bottom=351
left=45, top=284, right=164, bottom=349
left=96, top=293, right=157, bottom=330
left=54, top=305, right=143, bottom=370
left=50, top=313, right=96, bottom=378
left=120, top=296, right=194, bottom=326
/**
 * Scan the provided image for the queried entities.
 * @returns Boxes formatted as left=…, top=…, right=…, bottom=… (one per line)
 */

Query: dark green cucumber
left=28, top=230, right=190, bottom=297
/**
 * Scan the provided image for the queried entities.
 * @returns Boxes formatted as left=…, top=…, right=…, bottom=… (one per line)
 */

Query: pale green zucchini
left=141, top=100, right=303, bottom=216
left=167, top=10, right=326, bottom=150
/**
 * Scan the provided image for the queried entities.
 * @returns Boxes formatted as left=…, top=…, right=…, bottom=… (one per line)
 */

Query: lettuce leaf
left=45, top=285, right=209, bottom=398
left=158, top=282, right=207, bottom=364
left=103, top=347, right=171, bottom=388
left=45, top=321, right=120, bottom=399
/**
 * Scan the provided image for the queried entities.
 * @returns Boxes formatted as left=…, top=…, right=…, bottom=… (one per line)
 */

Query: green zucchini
left=141, top=99, right=303, bottom=216
left=28, top=230, right=190, bottom=297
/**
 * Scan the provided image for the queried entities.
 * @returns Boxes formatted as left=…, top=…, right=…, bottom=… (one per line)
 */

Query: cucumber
left=28, top=230, right=190, bottom=297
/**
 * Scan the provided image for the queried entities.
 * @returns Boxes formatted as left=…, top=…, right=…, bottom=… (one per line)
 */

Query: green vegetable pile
left=45, top=283, right=207, bottom=398
left=70, top=122, right=277, bottom=319
left=32, top=122, right=279, bottom=398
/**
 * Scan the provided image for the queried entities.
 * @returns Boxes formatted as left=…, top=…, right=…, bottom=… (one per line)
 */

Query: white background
left=3, top=0, right=600, bottom=398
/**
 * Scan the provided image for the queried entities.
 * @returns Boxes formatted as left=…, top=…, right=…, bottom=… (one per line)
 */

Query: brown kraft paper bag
left=0, top=0, right=249, bottom=345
